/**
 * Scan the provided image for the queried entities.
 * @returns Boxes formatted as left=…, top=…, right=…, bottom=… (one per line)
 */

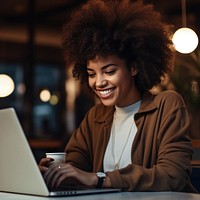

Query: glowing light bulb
left=0, top=74, right=15, bottom=97
left=172, top=27, right=199, bottom=54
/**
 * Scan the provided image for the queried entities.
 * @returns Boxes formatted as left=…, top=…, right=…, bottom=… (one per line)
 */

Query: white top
left=104, top=100, right=141, bottom=171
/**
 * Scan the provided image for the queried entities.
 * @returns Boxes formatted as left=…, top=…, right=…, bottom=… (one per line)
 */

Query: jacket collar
left=94, top=105, right=115, bottom=124
left=138, top=92, right=157, bottom=113
left=94, top=91, right=157, bottom=123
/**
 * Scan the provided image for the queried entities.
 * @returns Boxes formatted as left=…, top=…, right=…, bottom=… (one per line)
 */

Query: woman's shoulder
left=154, top=90, right=186, bottom=108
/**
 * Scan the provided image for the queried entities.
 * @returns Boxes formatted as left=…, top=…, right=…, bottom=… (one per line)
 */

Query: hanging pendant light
left=172, top=0, right=199, bottom=54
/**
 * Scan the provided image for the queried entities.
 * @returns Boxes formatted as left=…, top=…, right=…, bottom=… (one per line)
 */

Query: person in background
left=39, top=0, right=196, bottom=192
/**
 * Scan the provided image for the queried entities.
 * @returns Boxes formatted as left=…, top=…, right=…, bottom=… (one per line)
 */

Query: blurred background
left=0, top=0, right=200, bottom=162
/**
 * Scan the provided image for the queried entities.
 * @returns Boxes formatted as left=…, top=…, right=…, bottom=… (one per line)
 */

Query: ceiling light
left=172, top=0, right=199, bottom=54
left=172, top=27, right=198, bottom=54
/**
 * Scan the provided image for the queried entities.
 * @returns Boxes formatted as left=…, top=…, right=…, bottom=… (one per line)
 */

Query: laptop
left=0, top=108, right=121, bottom=197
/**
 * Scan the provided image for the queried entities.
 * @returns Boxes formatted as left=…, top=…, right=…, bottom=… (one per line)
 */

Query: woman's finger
left=39, top=157, right=54, bottom=167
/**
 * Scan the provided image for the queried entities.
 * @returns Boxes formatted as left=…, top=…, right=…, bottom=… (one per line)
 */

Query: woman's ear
left=131, top=67, right=138, bottom=76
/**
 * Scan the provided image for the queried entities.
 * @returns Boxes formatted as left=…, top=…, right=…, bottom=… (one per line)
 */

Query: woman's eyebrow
left=87, top=63, right=118, bottom=71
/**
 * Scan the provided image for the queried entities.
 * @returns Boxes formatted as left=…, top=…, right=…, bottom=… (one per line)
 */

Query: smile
left=99, top=88, right=114, bottom=95
left=97, top=88, right=115, bottom=98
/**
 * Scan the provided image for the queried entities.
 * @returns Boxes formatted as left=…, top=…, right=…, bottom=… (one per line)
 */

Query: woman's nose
left=95, top=75, right=107, bottom=87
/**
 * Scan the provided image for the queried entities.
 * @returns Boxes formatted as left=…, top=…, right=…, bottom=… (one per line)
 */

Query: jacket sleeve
left=106, top=92, right=195, bottom=192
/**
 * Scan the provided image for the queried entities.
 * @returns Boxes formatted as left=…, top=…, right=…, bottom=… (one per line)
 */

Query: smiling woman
left=39, top=0, right=196, bottom=193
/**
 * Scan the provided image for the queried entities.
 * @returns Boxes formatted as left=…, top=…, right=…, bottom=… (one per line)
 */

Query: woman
left=39, top=0, right=196, bottom=192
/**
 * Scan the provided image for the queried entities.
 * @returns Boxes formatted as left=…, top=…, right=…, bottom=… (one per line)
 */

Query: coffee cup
left=45, top=152, right=66, bottom=166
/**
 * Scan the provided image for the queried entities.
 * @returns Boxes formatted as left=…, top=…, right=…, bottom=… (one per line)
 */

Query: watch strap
left=96, top=176, right=104, bottom=188
left=96, top=172, right=106, bottom=188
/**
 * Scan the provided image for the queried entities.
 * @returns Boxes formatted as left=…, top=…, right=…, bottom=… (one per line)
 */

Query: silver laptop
left=0, top=108, right=121, bottom=197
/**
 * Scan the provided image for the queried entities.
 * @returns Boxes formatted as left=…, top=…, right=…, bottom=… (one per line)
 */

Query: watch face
left=96, top=172, right=106, bottom=178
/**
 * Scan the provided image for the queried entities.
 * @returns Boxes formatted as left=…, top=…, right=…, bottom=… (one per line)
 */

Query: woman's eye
left=105, top=70, right=115, bottom=75
left=88, top=73, right=96, bottom=78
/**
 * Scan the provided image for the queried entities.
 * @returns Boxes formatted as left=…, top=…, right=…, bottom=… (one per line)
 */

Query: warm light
left=40, top=89, right=51, bottom=102
left=17, top=83, right=26, bottom=95
left=172, top=27, right=199, bottom=54
left=50, top=94, right=59, bottom=105
left=0, top=74, right=15, bottom=97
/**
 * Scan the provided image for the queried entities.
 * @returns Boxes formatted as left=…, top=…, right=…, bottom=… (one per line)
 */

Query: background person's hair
left=62, top=0, right=174, bottom=94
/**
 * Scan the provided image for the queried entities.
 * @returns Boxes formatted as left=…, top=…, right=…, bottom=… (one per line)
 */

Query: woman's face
left=87, top=55, right=140, bottom=107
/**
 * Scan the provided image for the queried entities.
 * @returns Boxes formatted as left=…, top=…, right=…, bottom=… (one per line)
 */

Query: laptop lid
left=0, top=108, right=50, bottom=196
left=0, top=108, right=121, bottom=196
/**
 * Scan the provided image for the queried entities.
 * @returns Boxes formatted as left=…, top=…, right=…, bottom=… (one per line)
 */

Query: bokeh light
left=0, top=74, right=15, bottom=97
left=40, top=89, right=51, bottom=102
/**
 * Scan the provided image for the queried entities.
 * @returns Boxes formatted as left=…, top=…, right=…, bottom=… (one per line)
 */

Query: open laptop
left=0, top=108, right=121, bottom=197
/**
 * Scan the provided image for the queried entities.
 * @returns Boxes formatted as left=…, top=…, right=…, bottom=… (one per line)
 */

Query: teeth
left=99, top=89, right=113, bottom=95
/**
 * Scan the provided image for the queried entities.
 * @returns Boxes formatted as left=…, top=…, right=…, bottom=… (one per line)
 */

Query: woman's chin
left=100, top=99, right=116, bottom=107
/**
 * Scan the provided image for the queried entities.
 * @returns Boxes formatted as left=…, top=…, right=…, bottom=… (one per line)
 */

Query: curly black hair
left=62, top=0, right=174, bottom=93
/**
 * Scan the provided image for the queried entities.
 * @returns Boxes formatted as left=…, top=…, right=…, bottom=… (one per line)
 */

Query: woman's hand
left=43, top=163, right=98, bottom=189
left=39, top=157, right=54, bottom=174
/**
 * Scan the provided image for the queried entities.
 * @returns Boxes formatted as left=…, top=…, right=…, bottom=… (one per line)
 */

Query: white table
left=0, top=191, right=199, bottom=200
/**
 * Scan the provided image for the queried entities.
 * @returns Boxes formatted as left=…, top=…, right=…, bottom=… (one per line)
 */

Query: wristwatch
left=96, top=172, right=106, bottom=188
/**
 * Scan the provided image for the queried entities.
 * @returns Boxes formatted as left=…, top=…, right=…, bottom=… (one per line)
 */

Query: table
left=0, top=191, right=199, bottom=200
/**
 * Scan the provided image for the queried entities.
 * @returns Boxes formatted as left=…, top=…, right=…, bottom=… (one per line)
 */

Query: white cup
left=45, top=152, right=66, bottom=166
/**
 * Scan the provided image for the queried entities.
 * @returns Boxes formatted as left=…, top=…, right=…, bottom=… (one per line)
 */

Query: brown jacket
left=65, top=90, right=196, bottom=192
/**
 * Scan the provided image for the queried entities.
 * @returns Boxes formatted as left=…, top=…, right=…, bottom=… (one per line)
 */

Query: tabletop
left=0, top=191, right=199, bottom=200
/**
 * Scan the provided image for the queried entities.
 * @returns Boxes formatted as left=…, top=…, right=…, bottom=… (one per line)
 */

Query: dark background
left=0, top=0, right=199, bottom=156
